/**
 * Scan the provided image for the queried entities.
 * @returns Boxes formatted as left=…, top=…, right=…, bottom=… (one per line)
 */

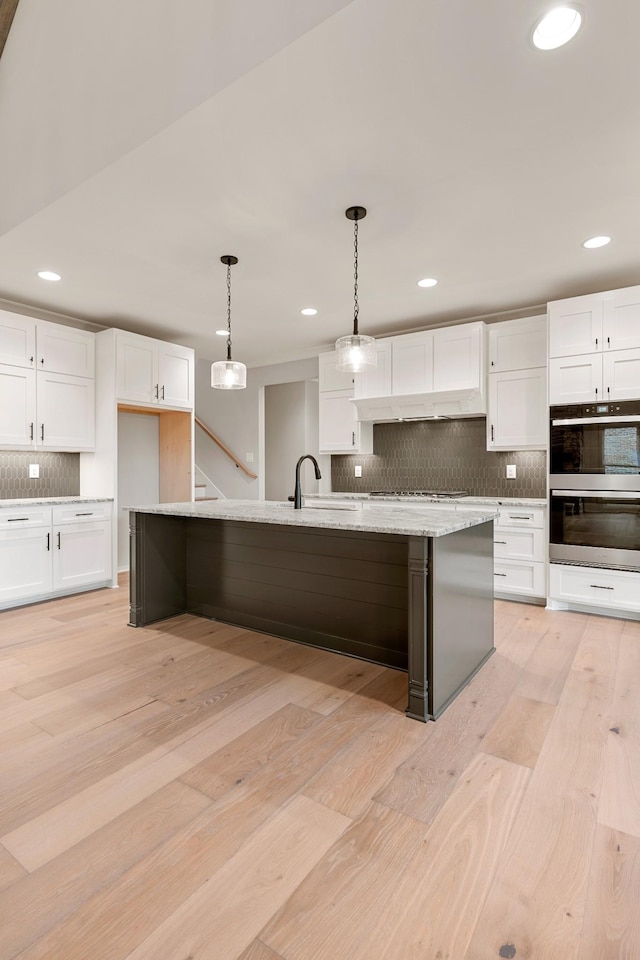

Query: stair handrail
left=195, top=416, right=258, bottom=479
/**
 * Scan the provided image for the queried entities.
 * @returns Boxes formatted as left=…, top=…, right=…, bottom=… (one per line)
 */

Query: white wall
left=195, top=355, right=327, bottom=500
left=116, top=411, right=159, bottom=571
left=265, top=381, right=321, bottom=501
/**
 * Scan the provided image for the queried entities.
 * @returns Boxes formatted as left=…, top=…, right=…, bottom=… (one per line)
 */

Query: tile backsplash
left=331, top=419, right=547, bottom=498
left=0, top=452, right=80, bottom=499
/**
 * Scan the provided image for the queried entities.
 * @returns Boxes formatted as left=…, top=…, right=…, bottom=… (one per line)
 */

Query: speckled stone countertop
left=0, top=497, right=114, bottom=506
left=306, top=493, right=546, bottom=509
left=127, top=499, right=496, bottom=538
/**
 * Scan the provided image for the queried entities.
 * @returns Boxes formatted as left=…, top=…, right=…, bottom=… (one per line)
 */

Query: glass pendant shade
left=211, top=359, right=247, bottom=389
left=335, top=334, right=377, bottom=373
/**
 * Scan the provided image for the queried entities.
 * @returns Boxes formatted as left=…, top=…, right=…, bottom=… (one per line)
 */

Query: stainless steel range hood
left=351, top=386, right=487, bottom=422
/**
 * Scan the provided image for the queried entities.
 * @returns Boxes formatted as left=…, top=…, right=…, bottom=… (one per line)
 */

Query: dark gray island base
left=129, top=507, right=494, bottom=722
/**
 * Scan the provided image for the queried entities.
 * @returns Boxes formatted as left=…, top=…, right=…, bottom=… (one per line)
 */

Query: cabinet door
left=391, top=331, right=433, bottom=395
left=433, top=323, right=483, bottom=391
left=487, top=368, right=547, bottom=450
left=318, top=351, right=355, bottom=392
left=548, top=294, right=603, bottom=357
left=488, top=315, right=546, bottom=372
left=354, top=340, right=392, bottom=398
left=36, top=319, right=95, bottom=378
left=604, top=287, right=640, bottom=351
left=0, top=311, right=36, bottom=368
left=53, top=520, right=112, bottom=591
left=0, top=363, right=36, bottom=448
left=0, top=527, right=52, bottom=604
left=157, top=342, right=194, bottom=409
left=603, top=348, right=640, bottom=401
left=116, top=332, right=157, bottom=403
left=319, top=391, right=364, bottom=453
left=36, top=372, right=95, bottom=450
left=548, top=354, right=602, bottom=404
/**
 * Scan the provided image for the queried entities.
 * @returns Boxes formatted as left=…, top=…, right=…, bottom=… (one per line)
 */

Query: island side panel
left=129, top=512, right=187, bottom=626
left=430, top=519, right=495, bottom=717
left=185, top=519, right=409, bottom=669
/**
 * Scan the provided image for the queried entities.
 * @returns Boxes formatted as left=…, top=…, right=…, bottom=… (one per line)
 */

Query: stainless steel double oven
left=549, top=399, right=640, bottom=571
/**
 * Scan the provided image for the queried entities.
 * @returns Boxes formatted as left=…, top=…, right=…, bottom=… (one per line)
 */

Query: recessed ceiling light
left=300, top=307, right=318, bottom=316
left=215, top=329, right=228, bottom=336
left=37, top=270, right=61, bottom=282
left=532, top=5, right=583, bottom=50
left=417, top=278, right=438, bottom=288
left=582, top=236, right=611, bottom=249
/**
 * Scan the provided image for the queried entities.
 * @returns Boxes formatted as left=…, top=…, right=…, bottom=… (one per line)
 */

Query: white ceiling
left=1, top=0, right=639, bottom=368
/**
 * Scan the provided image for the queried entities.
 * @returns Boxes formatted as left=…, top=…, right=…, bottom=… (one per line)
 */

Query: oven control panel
left=551, top=399, right=640, bottom=418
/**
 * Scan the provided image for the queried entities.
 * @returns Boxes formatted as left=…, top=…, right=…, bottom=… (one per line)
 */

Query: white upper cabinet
left=488, top=315, right=546, bottom=372
left=602, top=348, right=640, bottom=401
left=432, top=322, right=484, bottom=391
left=549, top=285, right=640, bottom=358
left=0, top=310, right=36, bottom=367
left=603, top=287, right=640, bottom=351
left=391, top=330, right=434, bottom=395
left=548, top=354, right=603, bottom=404
left=115, top=331, right=194, bottom=410
left=548, top=293, right=603, bottom=358
left=354, top=340, right=392, bottom=398
left=318, top=350, right=355, bottom=392
left=487, top=368, right=547, bottom=449
left=36, top=319, right=95, bottom=378
left=0, top=316, right=95, bottom=451
left=487, top=316, right=547, bottom=450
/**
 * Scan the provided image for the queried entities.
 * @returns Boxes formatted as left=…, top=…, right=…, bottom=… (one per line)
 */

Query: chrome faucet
left=294, top=454, right=322, bottom=509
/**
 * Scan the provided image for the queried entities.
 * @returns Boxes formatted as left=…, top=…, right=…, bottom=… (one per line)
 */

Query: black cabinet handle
left=154, top=384, right=159, bottom=399
left=29, top=356, right=34, bottom=364
left=30, top=422, right=34, bottom=441
left=7, top=517, right=29, bottom=522
left=75, top=512, right=93, bottom=517
left=494, top=572, right=507, bottom=577
left=590, top=583, right=614, bottom=590
left=161, top=385, right=165, bottom=400
left=494, top=540, right=507, bottom=544
left=352, top=431, right=356, bottom=446
left=46, top=532, right=50, bottom=550
left=41, top=424, right=45, bottom=442
left=491, top=424, right=494, bottom=441
left=595, top=338, right=598, bottom=347
left=57, top=531, right=61, bottom=549
left=40, top=357, right=45, bottom=365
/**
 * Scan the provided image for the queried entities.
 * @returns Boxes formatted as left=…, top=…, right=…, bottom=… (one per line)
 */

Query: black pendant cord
left=353, top=217, right=359, bottom=337
left=226, top=259, right=232, bottom=361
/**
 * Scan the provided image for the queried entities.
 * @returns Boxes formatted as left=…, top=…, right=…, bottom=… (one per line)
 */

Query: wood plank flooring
left=0, top=578, right=638, bottom=959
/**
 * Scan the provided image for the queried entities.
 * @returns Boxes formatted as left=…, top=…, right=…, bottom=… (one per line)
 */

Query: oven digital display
left=595, top=405, right=609, bottom=413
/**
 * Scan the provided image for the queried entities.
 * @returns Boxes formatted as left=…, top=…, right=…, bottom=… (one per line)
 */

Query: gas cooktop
left=369, top=490, right=468, bottom=499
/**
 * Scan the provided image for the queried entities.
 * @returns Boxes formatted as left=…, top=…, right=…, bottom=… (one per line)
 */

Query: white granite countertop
left=0, top=496, right=114, bottom=506
left=127, top=499, right=496, bottom=538
left=306, top=493, right=546, bottom=509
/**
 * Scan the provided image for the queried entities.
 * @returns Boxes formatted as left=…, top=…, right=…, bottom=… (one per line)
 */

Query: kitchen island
left=128, top=500, right=495, bottom=722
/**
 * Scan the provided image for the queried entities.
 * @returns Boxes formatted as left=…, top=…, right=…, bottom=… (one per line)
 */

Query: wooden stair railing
left=195, top=416, right=258, bottom=480
left=0, top=0, right=20, bottom=61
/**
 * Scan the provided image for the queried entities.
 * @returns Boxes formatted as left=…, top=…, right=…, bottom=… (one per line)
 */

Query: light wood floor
left=0, top=577, right=638, bottom=959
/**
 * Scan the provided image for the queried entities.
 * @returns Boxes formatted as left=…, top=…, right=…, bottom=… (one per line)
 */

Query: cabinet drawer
left=0, top=506, right=52, bottom=528
left=496, top=506, right=545, bottom=530
left=549, top=563, right=640, bottom=612
left=494, top=528, right=545, bottom=562
left=494, top=559, right=546, bottom=598
left=52, top=502, right=112, bottom=524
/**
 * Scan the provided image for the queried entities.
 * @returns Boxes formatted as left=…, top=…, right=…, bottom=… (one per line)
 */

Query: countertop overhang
left=0, top=497, right=114, bottom=506
left=126, top=499, right=496, bottom=538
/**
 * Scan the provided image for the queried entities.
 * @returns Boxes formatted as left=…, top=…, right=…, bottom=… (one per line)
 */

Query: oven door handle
left=551, top=415, right=640, bottom=426
left=551, top=489, right=640, bottom=499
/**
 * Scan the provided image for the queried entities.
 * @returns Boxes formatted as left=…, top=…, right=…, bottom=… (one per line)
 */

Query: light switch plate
left=506, top=464, right=516, bottom=479
left=29, top=463, right=40, bottom=479
left=354, top=465, right=362, bottom=478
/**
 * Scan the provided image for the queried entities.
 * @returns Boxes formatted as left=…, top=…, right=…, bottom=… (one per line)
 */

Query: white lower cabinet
left=549, top=563, right=640, bottom=614
left=0, top=502, right=113, bottom=610
left=0, top=525, right=53, bottom=604
left=493, top=505, right=546, bottom=600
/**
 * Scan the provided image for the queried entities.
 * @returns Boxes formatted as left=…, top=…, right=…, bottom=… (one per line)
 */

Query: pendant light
left=335, top=205, right=377, bottom=373
left=211, top=255, right=247, bottom=390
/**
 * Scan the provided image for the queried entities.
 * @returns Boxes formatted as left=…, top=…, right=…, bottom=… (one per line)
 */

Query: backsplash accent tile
left=331, top=419, right=547, bottom=498
left=0, top=452, right=80, bottom=499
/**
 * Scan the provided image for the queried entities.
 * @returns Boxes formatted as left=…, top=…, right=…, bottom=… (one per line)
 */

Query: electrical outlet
left=354, top=465, right=362, bottom=478
left=29, top=463, right=40, bottom=479
left=506, top=464, right=516, bottom=479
